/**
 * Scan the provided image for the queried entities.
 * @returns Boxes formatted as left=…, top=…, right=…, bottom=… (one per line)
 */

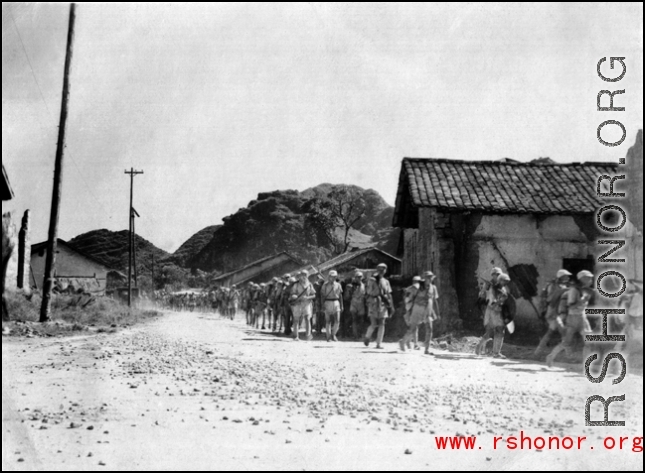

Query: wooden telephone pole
left=40, top=3, right=76, bottom=323
left=125, top=168, right=143, bottom=307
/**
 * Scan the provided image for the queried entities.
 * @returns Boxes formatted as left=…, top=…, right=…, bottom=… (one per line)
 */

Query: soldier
left=270, top=277, right=283, bottom=332
left=313, top=274, right=326, bottom=335
left=400, top=272, right=440, bottom=355
left=245, top=284, right=254, bottom=326
left=534, top=269, right=572, bottom=358
left=349, top=271, right=367, bottom=340
left=363, top=263, right=393, bottom=349
left=475, top=273, right=511, bottom=358
left=250, top=283, right=261, bottom=327
left=546, top=270, right=595, bottom=367
left=280, top=274, right=295, bottom=336
left=401, top=275, right=423, bottom=351
left=422, top=271, right=440, bottom=354
left=229, top=285, right=240, bottom=320
left=289, top=270, right=317, bottom=341
left=256, top=283, right=269, bottom=330
left=321, top=270, right=344, bottom=342
left=474, top=267, right=502, bottom=354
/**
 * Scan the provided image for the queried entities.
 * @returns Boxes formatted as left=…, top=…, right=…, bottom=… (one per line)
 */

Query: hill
left=68, top=229, right=170, bottom=273
left=169, top=225, right=222, bottom=267
left=188, top=184, right=399, bottom=273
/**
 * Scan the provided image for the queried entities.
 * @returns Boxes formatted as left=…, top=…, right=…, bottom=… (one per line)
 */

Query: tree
left=302, top=198, right=342, bottom=253
left=329, top=185, right=367, bottom=253
left=303, top=185, right=367, bottom=254
left=159, top=264, right=188, bottom=292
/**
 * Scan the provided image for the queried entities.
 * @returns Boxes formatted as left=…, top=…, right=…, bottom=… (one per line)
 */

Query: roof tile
left=396, top=158, right=618, bottom=217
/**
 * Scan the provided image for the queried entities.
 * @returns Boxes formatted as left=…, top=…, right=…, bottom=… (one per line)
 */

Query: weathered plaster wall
left=403, top=209, right=600, bottom=335
left=31, top=244, right=109, bottom=292
left=469, top=214, right=595, bottom=332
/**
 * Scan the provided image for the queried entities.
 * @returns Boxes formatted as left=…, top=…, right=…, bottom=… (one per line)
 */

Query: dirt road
left=2, top=311, right=643, bottom=471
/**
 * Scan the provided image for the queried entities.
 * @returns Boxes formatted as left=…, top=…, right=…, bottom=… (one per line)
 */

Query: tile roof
left=317, top=247, right=401, bottom=273
left=293, top=248, right=402, bottom=279
left=31, top=239, right=113, bottom=271
left=394, top=158, right=617, bottom=227
left=211, top=252, right=302, bottom=282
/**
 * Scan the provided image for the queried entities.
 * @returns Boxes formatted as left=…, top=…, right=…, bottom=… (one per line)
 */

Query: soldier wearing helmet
left=349, top=271, right=367, bottom=340
left=546, top=270, right=596, bottom=367
left=321, top=270, right=344, bottom=342
left=363, top=263, right=393, bottom=349
left=400, top=271, right=440, bottom=355
left=289, top=270, right=316, bottom=341
left=534, top=269, right=573, bottom=358
left=476, top=272, right=512, bottom=358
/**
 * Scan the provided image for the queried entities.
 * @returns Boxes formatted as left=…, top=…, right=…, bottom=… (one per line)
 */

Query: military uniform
left=546, top=281, right=595, bottom=366
left=400, top=276, right=439, bottom=354
left=280, top=277, right=295, bottom=336
left=321, top=274, right=343, bottom=342
left=535, top=272, right=571, bottom=356
left=475, top=275, right=510, bottom=358
left=290, top=275, right=316, bottom=341
left=349, top=277, right=366, bottom=340
left=364, top=266, right=393, bottom=349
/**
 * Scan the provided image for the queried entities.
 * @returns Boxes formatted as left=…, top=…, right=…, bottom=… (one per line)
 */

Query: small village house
left=393, top=154, right=640, bottom=333
left=211, top=252, right=303, bottom=287
left=302, top=247, right=401, bottom=282
left=30, top=239, right=116, bottom=295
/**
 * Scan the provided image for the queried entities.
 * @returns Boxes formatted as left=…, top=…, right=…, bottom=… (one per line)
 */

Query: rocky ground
left=2, top=311, right=643, bottom=471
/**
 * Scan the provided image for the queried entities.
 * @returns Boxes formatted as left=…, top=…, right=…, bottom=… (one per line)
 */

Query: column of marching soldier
left=201, top=265, right=642, bottom=361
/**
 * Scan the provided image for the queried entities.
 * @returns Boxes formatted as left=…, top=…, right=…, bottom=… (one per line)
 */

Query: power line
left=9, top=5, right=112, bottom=220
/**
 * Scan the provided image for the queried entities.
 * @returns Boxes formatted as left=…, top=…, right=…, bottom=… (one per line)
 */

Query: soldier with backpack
left=349, top=271, right=367, bottom=341
left=546, top=270, right=595, bottom=367
left=363, top=264, right=394, bottom=350
left=534, top=269, right=572, bottom=358
left=475, top=273, right=512, bottom=358
left=400, top=272, right=440, bottom=355
left=289, top=271, right=317, bottom=341
left=321, top=270, right=344, bottom=342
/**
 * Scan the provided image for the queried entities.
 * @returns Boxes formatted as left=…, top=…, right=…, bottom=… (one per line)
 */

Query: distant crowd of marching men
left=152, top=264, right=643, bottom=362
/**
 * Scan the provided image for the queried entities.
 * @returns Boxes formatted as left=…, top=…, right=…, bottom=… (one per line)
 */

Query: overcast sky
left=2, top=3, right=643, bottom=252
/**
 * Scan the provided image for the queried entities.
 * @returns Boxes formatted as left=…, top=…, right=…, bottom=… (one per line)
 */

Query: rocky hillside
left=69, top=229, right=170, bottom=273
left=70, top=185, right=400, bottom=279
left=168, top=225, right=221, bottom=267
left=187, top=184, right=399, bottom=273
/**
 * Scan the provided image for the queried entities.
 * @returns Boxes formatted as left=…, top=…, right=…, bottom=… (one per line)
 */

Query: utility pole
left=151, top=253, right=155, bottom=290
left=132, top=206, right=140, bottom=286
left=124, top=168, right=143, bottom=307
left=40, top=3, right=76, bottom=323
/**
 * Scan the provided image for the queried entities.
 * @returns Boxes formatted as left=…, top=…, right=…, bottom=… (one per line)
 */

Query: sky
left=2, top=2, right=643, bottom=253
